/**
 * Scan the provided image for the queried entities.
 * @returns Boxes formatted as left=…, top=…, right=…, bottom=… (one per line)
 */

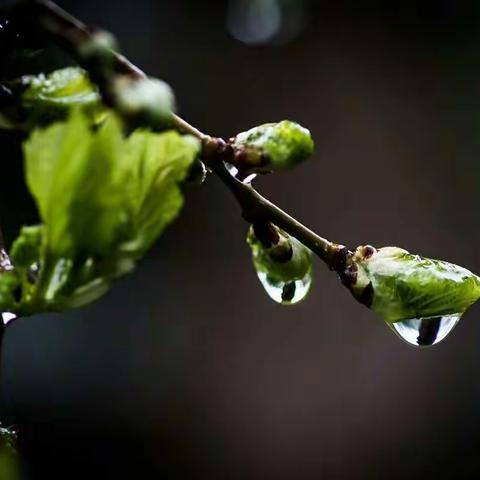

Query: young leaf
left=16, top=110, right=200, bottom=314
left=24, top=110, right=127, bottom=257
left=21, top=67, right=104, bottom=125
left=123, top=129, right=200, bottom=253
left=351, top=246, right=480, bottom=323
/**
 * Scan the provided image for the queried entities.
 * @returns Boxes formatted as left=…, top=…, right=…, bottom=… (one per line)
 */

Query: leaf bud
left=350, top=245, right=480, bottom=323
left=230, top=120, right=314, bottom=173
left=113, top=76, right=175, bottom=130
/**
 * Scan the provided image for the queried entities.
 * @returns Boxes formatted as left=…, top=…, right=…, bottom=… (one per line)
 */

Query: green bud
left=247, top=226, right=313, bottom=305
left=113, top=76, right=175, bottom=130
left=351, top=245, right=480, bottom=323
left=78, top=30, right=118, bottom=65
left=231, top=120, right=314, bottom=172
left=20, top=67, right=104, bottom=125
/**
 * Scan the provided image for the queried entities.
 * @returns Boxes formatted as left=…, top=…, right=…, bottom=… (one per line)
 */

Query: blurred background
left=2, top=0, right=480, bottom=478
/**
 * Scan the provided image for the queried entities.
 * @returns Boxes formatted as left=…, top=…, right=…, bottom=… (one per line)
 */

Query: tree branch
left=10, top=0, right=353, bottom=276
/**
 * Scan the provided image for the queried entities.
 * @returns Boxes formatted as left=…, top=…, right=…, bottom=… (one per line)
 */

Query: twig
left=10, top=0, right=354, bottom=276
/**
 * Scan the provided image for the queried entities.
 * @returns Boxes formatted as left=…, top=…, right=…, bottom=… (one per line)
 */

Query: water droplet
left=257, top=271, right=311, bottom=305
left=226, top=163, right=257, bottom=184
left=1, top=312, right=16, bottom=326
left=388, top=314, right=461, bottom=347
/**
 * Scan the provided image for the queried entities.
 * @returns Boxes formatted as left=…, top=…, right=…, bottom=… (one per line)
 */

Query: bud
left=78, top=30, right=118, bottom=66
left=247, top=225, right=312, bottom=305
left=350, top=245, right=480, bottom=325
left=113, top=76, right=175, bottom=130
left=231, top=120, right=314, bottom=173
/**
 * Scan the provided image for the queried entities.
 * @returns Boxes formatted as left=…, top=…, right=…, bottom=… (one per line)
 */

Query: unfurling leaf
left=2, top=110, right=199, bottom=315
left=20, top=67, right=105, bottom=126
left=349, top=245, right=480, bottom=346
left=231, top=120, right=314, bottom=173
left=247, top=225, right=312, bottom=305
left=351, top=246, right=480, bottom=322
left=24, top=111, right=128, bottom=257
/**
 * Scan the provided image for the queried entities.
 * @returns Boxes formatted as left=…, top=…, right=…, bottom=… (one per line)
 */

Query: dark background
left=2, top=0, right=480, bottom=478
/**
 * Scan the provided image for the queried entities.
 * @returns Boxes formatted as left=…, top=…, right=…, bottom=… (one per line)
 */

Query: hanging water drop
left=257, top=271, right=312, bottom=305
left=388, top=314, right=461, bottom=347
left=247, top=224, right=313, bottom=305
left=347, top=245, right=480, bottom=346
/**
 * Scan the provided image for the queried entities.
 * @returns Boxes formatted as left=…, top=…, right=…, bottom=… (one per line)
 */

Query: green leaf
left=21, top=67, right=105, bottom=126
left=352, top=246, right=480, bottom=323
left=17, top=110, right=200, bottom=314
left=24, top=110, right=127, bottom=257
left=123, top=130, right=200, bottom=253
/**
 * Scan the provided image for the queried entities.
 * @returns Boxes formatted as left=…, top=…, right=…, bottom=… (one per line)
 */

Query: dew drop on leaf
left=387, top=314, right=461, bottom=347
left=257, top=271, right=311, bottom=305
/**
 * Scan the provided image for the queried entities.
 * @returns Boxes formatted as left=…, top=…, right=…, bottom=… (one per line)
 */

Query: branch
left=211, top=161, right=348, bottom=266
left=19, top=0, right=209, bottom=138
left=10, top=0, right=353, bottom=278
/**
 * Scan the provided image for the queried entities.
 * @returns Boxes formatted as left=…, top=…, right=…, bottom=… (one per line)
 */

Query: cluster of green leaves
left=0, top=108, right=199, bottom=315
